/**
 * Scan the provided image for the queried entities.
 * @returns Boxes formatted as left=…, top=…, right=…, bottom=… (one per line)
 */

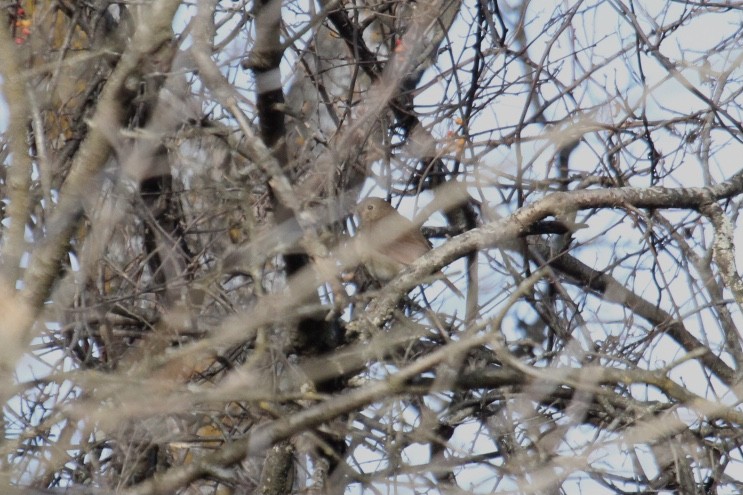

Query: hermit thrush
left=355, top=197, right=463, bottom=297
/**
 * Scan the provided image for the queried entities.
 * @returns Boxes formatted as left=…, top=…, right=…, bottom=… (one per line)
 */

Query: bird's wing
left=385, top=233, right=431, bottom=265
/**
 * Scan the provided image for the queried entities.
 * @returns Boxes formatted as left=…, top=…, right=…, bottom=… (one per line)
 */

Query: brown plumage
left=355, top=197, right=463, bottom=297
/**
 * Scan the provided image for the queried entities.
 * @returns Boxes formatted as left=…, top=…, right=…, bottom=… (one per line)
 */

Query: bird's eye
left=367, top=204, right=373, bottom=210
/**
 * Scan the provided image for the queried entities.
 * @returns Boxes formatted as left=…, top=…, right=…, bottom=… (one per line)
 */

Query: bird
left=354, top=197, right=463, bottom=298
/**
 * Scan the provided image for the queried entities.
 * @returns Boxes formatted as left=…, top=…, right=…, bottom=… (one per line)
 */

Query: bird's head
left=356, top=197, right=394, bottom=225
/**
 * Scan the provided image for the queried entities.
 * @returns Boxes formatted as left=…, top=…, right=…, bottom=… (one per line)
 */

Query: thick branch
left=351, top=177, right=743, bottom=384
left=20, top=0, right=182, bottom=315
left=0, top=20, right=32, bottom=285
